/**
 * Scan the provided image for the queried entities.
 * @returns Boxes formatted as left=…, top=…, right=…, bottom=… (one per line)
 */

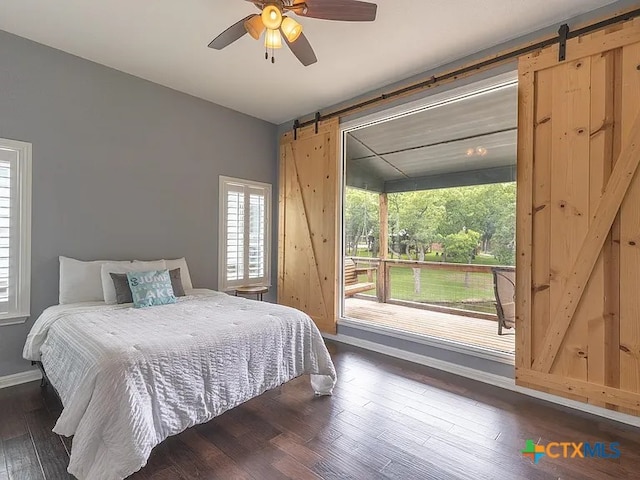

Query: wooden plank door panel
left=547, top=59, right=591, bottom=402
left=586, top=48, right=618, bottom=408
left=619, top=41, right=640, bottom=413
left=516, top=18, right=640, bottom=415
left=279, top=119, right=339, bottom=334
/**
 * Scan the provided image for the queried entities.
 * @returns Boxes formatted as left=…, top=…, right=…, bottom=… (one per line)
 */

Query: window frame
left=218, top=176, right=272, bottom=292
left=0, top=138, right=32, bottom=326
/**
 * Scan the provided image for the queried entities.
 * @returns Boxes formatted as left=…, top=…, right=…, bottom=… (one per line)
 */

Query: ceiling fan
left=208, top=0, right=378, bottom=66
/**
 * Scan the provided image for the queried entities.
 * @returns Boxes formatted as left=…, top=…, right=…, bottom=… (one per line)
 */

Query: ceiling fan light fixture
left=208, top=0, right=379, bottom=66
left=281, top=16, right=303, bottom=43
left=265, top=28, right=283, bottom=49
left=244, top=15, right=265, bottom=40
left=261, top=4, right=283, bottom=30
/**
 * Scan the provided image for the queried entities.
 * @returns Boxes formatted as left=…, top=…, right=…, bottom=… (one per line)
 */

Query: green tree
left=345, top=182, right=516, bottom=265
left=491, top=208, right=516, bottom=265
left=344, top=188, right=379, bottom=256
left=437, top=183, right=516, bottom=253
left=389, top=191, right=445, bottom=261
left=478, top=183, right=516, bottom=253
left=443, top=229, right=481, bottom=263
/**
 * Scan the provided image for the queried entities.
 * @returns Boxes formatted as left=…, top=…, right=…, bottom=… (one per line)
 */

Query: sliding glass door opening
left=341, top=75, right=517, bottom=357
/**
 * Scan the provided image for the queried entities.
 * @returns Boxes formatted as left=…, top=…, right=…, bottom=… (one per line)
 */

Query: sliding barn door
left=279, top=119, right=340, bottom=334
left=516, top=18, right=640, bottom=414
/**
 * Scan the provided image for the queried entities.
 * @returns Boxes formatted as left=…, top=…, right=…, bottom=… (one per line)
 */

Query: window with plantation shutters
left=218, top=176, right=271, bottom=291
left=0, top=139, right=31, bottom=325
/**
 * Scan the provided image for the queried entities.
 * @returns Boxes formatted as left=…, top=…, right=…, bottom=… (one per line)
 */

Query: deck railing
left=347, top=256, right=515, bottom=320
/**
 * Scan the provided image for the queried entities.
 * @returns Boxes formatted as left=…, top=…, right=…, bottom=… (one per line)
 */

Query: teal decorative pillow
left=126, top=270, right=176, bottom=308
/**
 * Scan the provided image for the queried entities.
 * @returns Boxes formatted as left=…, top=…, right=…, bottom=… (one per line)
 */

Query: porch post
left=378, top=193, right=388, bottom=303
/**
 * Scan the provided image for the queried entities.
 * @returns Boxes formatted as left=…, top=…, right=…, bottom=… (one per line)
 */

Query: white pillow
left=101, top=260, right=167, bottom=304
left=135, top=257, right=193, bottom=290
left=59, top=257, right=131, bottom=304
left=164, top=258, right=193, bottom=290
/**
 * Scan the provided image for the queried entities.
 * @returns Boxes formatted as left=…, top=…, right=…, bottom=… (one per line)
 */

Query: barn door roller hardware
left=291, top=113, right=321, bottom=138
left=293, top=119, right=300, bottom=140
left=290, top=7, right=640, bottom=132
left=558, top=24, right=569, bottom=61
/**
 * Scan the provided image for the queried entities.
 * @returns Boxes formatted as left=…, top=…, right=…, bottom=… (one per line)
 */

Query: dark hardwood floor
left=1, top=341, right=640, bottom=479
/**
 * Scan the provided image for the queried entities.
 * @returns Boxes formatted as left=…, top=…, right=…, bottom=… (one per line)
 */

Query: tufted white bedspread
left=22, top=289, right=336, bottom=480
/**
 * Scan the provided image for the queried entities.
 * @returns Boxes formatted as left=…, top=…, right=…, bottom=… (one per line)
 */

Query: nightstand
left=234, top=286, right=268, bottom=301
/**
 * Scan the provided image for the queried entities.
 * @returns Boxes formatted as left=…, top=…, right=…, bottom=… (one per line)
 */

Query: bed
left=22, top=288, right=337, bottom=480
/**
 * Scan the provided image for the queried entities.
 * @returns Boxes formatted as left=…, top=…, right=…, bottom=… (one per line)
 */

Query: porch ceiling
left=346, top=82, right=518, bottom=193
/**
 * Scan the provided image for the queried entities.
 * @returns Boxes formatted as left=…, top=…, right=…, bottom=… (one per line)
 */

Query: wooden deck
left=344, top=298, right=515, bottom=354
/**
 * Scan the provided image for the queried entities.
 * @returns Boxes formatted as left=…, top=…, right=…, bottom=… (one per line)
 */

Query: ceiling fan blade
left=282, top=31, right=317, bottom=66
left=245, top=0, right=263, bottom=10
left=292, top=0, right=377, bottom=22
left=208, top=14, right=256, bottom=50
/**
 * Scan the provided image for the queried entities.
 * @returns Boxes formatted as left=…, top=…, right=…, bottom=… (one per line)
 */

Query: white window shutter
left=248, top=187, right=266, bottom=280
left=225, top=185, right=245, bottom=282
left=0, top=139, right=31, bottom=324
left=219, top=177, right=271, bottom=291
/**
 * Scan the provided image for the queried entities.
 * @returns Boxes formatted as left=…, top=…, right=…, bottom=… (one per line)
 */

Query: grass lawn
left=350, top=248, right=505, bottom=314
left=356, top=265, right=496, bottom=314
left=389, top=267, right=493, bottom=302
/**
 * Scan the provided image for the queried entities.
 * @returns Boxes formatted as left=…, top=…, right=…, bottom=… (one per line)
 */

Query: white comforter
left=22, top=289, right=336, bottom=480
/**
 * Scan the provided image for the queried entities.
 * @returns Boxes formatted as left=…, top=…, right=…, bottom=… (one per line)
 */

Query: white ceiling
left=0, top=0, right=617, bottom=124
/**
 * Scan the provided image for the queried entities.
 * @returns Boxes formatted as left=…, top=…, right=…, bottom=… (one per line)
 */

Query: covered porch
left=342, top=76, right=517, bottom=354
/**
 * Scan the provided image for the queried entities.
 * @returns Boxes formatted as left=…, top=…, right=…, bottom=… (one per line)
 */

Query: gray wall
left=0, top=30, right=278, bottom=376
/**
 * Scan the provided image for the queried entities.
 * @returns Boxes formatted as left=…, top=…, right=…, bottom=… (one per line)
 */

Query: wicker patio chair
left=492, top=267, right=516, bottom=335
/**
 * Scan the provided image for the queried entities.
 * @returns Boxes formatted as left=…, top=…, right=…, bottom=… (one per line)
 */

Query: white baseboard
left=324, top=332, right=640, bottom=428
left=0, top=369, right=42, bottom=389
